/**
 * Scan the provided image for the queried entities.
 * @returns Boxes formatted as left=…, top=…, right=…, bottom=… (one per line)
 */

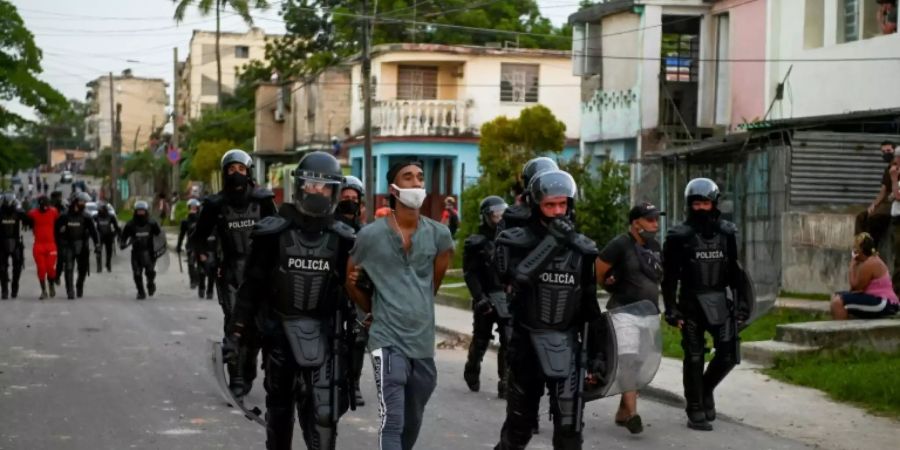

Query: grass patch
left=765, top=349, right=900, bottom=418
left=661, top=308, right=829, bottom=360
left=779, top=290, right=832, bottom=301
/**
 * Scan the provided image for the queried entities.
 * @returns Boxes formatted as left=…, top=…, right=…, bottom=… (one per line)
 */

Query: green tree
left=459, top=104, right=567, bottom=237
left=190, top=139, right=235, bottom=181
left=172, top=0, right=269, bottom=107
left=572, top=159, right=631, bottom=248
left=124, top=149, right=171, bottom=194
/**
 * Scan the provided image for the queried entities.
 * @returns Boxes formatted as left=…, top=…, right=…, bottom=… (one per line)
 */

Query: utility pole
left=115, top=103, right=122, bottom=210
left=108, top=72, right=118, bottom=209
left=362, top=0, right=374, bottom=222
left=173, top=47, right=181, bottom=200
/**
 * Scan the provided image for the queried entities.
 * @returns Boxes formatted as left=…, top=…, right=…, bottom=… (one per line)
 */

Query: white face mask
left=391, top=184, right=427, bottom=209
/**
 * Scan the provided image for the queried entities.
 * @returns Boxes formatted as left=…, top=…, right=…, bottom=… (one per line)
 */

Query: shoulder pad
left=464, top=234, right=488, bottom=249
left=718, top=220, right=738, bottom=235
left=329, top=220, right=356, bottom=240
left=252, top=215, right=290, bottom=236
left=666, top=223, right=694, bottom=239
left=503, top=204, right=530, bottom=220
left=251, top=187, right=275, bottom=200
left=496, top=227, right=538, bottom=248
left=203, top=194, right=225, bottom=208
left=569, top=234, right=598, bottom=256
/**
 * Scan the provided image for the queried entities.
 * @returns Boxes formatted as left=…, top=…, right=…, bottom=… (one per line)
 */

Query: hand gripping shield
left=587, top=300, right=662, bottom=400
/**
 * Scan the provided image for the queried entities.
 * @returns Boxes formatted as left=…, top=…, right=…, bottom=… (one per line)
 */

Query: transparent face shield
left=294, top=171, right=342, bottom=217
left=486, top=202, right=508, bottom=225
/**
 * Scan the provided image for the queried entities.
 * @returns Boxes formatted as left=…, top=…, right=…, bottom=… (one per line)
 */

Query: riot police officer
left=334, top=175, right=367, bottom=407
left=662, top=178, right=744, bottom=431
left=55, top=192, right=99, bottom=300
left=120, top=201, right=161, bottom=300
left=176, top=198, right=202, bottom=289
left=463, top=195, right=510, bottom=397
left=94, top=201, right=120, bottom=273
left=0, top=194, right=30, bottom=299
left=231, top=151, right=356, bottom=450
left=499, top=157, right=558, bottom=232
left=494, top=170, right=603, bottom=450
left=190, top=149, right=276, bottom=398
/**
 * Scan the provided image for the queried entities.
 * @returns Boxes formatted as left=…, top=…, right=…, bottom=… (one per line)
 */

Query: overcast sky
left=6, top=0, right=581, bottom=122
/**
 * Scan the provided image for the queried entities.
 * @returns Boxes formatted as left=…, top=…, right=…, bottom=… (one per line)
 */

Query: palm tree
left=172, top=0, right=269, bottom=108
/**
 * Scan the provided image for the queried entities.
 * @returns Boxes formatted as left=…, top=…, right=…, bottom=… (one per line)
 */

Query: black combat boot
left=39, top=280, right=48, bottom=300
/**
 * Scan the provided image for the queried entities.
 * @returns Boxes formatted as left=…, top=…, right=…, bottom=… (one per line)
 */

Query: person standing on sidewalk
left=494, top=169, right=603, bottom=450
left=345, top=160, right=454, bottom=450
left=662, top=178, right=744, bottom=432
left=27, top=195, right=58, bottom=299
left=595, top=202, right=663, bottom=434
left=855, top=141, right=896, bottom=248
left=462, top=195, right=510, bottom=397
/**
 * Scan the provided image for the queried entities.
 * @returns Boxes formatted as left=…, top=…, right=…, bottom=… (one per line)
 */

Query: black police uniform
left=662, top=214, right=741, bottom=428
left=120, top=217, right=162, bottom=298
left=94, top=211, right=120, bottom=272
left=55, top=208, right=99, bottom=299
left=0, top=206, right=31, bottom=299
left=494, top=220, right=600, bottom=450
left=334, top=207, right=368, bottom=408
left=190, top=186, right=276, bottom=395
left=463, top=223, right=511, bottom=396
left=176, top=212, right=200, bottom=288
left=233, top=203, right=356, bottom=450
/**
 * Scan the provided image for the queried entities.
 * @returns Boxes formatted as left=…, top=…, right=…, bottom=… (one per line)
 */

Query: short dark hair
left=881, top=141, right=895, bottom=149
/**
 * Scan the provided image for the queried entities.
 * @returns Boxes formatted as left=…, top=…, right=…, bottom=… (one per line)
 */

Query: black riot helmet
left=221, top=149, right=253, bottom=172
left=37, top=195, right=49, bottom=210
left=529, top=169, right=576, bottom=220
left=684, top=178, right=720, bottom=210
left=97, top=200, right=109, bottom=216
left=73, top=192, right=90, bottom=212
left=522, top=157, right=559, bottom=189
left=134, top=200, right=149, bottom=213
left=340, top=175, right=365, bottom=199
left=1, top=193, right=16, bottom=210
left=479, top=195, right=508, bottom=227
left=221, top=149, right=253, bottom=192
left=293, top=151, right=343, bottom=218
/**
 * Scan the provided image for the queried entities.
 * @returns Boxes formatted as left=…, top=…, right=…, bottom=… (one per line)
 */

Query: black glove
left=588, top=357, right=608, bottom=387
left=176, top=247, right=181, bottom=254
left=664, top=308, right=683, bottom=327
left=473, top=296, right=493, bottom=315
left=547, top=217, right=576, bottom=243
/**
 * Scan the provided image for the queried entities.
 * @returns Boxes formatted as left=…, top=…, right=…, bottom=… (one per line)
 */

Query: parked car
left=60, top=171, right=73, bottom=183
left=85, top=202, right=116, bottom=218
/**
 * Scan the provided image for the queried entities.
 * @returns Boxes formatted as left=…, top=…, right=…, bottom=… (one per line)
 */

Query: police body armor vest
left=272, top=229, right=340, bottom=318
left=96, top=217, right=114, bottom=237
left=0, top=213, right=20, bottom=254
left=132, top=222, right=154, bottom=252
left=520, top=247, right=583, bottom=332
left=217, top=202, right=260, bottom=260
left=474, top=236, right=503, bottom=294
left=63, top=215, right=87, bottom=253
left=687, top=232, right=728, bottom=293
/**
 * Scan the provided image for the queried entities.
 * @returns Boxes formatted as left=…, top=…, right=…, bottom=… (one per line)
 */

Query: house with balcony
left=569, top=0, right=768, bottom=169
left=346, top=43, right=581, bottom=219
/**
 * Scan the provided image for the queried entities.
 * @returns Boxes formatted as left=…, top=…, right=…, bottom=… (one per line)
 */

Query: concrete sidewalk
left=434, top=301, right=900, bottom=450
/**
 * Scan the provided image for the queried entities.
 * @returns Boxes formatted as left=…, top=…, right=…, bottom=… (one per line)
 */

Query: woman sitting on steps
left=831, top=232, right=900, bottom=320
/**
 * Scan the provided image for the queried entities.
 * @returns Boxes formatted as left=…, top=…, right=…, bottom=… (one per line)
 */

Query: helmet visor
left=532, top=171, right=576, bottom=204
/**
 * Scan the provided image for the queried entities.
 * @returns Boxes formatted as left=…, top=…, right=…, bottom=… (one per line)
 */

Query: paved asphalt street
left=0, top=233, right=808, bottom=449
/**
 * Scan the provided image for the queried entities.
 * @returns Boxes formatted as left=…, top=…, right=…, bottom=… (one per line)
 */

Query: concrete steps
left=743, top=318, right=900, bottom=366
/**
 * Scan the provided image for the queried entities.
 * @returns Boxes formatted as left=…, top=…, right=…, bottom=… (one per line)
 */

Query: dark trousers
left=130, top=249, right=156, bottom=295
left=371, top=347, right=437, bottom=450
left=856, top=202, right=891, bottom=247
left=97, top=235, right=115, bottom=272
left=217, top=264, right=259, bottom=393
left=496, top=331, right=582, bottom=450
left=680, top=312, right=737, bottom=414
left=59, top=244, right=89, bottom=297
left=0, top=245, right=24, bottom=295
left=264, top=332, right=347, bottom=450
left=465, top=309, right=509, bottom=388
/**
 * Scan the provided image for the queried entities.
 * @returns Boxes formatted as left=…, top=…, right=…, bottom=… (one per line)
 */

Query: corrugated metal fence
left=789, top=131, right=895, bottom=205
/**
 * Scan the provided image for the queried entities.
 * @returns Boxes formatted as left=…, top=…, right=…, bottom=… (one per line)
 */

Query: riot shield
left=732, top=262, right=774, bottom=331
left=587, top=300, right=662, bottom=400
left=208, top=339, right=265, bottom=426
left=153, top=233, right=170, bottom=273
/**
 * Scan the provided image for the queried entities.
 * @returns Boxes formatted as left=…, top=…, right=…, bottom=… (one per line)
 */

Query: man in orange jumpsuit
left=27, top=195, right=58, bottom=299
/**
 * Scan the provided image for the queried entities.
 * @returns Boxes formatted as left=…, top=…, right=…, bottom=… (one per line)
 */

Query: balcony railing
left=373, top=99, right=471, bottom=137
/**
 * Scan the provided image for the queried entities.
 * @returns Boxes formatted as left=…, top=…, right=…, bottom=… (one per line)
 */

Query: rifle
left=575, top=321, right=589, bottom=433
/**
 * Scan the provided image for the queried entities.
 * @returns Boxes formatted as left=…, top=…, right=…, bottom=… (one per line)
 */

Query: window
left=841, top=0, right=860, bottom=42
left=804, top=0, right=825, bottom=48
left=572, top=22, right=602, bottom=76
left=397, top=66, right=438, bottom=100
left=500, top=63, right=539, bottom=103
left=661, top=33, right=699, bottom=82
left=200, top=75, right=217, bottom=96
left=235, top=45, right=250, bottom=59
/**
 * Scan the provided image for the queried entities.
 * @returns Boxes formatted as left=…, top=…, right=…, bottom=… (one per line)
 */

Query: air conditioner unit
left=274, top=108, right=284, bottom=123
